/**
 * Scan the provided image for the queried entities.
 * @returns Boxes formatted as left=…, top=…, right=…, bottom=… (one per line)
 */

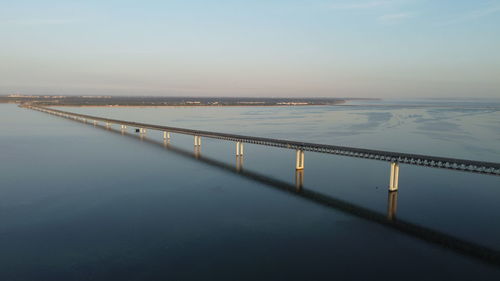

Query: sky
left=0, top=0, right=499, bottom=98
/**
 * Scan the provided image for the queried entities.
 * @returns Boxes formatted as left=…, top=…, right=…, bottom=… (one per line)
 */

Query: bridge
left=25, top=105, right=500, bottom=193
left=20, top=104, right=500, bottom=265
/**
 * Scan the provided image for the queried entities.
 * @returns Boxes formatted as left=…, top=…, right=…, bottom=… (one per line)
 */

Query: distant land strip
left=0, top=95, right=365, bottom=106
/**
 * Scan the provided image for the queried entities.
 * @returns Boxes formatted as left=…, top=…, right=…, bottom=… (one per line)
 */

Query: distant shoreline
left=0, top=95, right=354, bottom=107
left=47, top=102, right=345, bottom=108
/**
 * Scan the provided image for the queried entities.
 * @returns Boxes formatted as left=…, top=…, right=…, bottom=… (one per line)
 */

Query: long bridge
left=26, top=105, right=500, bottom=193
left=22, top=104, right=500, bottom=265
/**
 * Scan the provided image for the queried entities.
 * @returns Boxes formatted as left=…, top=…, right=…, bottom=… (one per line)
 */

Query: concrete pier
left=194, top=136, right=201, bottom=146
left=236, top=142, right=244, bottom=156
left=389, top=162, right=400, bottom=191
left=163, top=131, right=170, bottom=140
left=296, top=150, right=305, bottom=170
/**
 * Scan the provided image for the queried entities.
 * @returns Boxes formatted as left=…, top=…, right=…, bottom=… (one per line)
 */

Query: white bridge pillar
left=194, top=136, right=201, bottom=146
left=163, top=131, right=170, bottom=140
left=236, top=142, right=244, bottom=156
left=389, top=162, right=400, bottom=192
left=296, top=149, right=305, bottom=170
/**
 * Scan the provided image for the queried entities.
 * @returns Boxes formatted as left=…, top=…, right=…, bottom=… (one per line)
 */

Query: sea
left=1, top=99, right=499, bottom=280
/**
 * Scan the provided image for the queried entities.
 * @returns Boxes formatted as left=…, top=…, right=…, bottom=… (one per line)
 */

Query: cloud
left=330, top=1, right=392, bottom=10
left=439, top=4, right=500, bottom=26
left=5, top=19, right=78, bottom=25
left=378, top=12, right=413, bottom=21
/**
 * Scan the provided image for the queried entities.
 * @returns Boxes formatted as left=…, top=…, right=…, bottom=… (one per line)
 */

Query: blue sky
left=0, top=0, right=499, bottom=97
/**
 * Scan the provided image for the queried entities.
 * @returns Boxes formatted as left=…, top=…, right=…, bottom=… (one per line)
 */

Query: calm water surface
left=1, top=100, right=499, bottom=280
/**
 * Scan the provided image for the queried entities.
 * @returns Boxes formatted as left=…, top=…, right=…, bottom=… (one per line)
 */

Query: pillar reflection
left=194, top=146, right=201, bottom=159
left=236, top=156, right=243, bottom=172
left=387, top=191, right=398, bottom=220
left=295, top=170, right=304, bottom=191
left=163, top=139, right=170, bottom=148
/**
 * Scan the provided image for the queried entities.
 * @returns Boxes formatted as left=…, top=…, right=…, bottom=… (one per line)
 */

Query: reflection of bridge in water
left=24, top=105, right=500, bottom=266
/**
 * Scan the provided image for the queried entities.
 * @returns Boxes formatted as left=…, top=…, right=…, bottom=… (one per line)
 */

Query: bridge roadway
left=27, top=105, right=500, bottom=177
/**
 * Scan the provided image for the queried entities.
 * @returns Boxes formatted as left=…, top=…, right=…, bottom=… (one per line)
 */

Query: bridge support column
left=93, top=120, right=97, bottom=126
left=140, top=128, right=146, bottom=134
left=389, top=162, right=399, bottom=192
left=163, top=131, right=170, bottom=140
left=236, top=142, right=244, bottom=156
left=296, top=149, right=304, bottom=170
left=387, top=191, right=398, bottom=220
left=194, top=136, right=201, bottom=146
left=105, top=122, right=110, bottom=129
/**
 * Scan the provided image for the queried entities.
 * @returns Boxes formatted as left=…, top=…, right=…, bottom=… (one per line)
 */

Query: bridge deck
left=27, top=105, right=500, bottom=175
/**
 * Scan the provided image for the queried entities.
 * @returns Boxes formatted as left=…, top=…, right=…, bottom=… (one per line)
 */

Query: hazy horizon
left=1, top=0, right=499, bottom=98
left=4, top=94, right=500, bottom=101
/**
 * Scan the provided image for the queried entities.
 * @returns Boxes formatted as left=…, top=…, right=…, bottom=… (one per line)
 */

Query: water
left=1, top=100, right=499, bottom=280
